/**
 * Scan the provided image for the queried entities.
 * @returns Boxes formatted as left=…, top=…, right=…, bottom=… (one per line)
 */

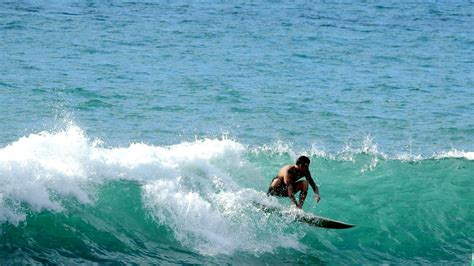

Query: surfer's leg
left=295, top=180, right=308, bottom=207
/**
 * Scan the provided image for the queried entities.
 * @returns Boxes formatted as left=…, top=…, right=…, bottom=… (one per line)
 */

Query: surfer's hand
left=315, top=194, right=320, bottom=203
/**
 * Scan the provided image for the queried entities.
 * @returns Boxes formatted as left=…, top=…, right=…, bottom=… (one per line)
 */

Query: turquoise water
left=1, top=1, right=473, bottom=264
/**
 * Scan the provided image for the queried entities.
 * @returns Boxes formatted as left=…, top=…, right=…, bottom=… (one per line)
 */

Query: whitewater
left=0, top=125, right=472, bottom=264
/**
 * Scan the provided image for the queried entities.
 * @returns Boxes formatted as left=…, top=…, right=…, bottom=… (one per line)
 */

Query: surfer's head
left=296, top=156, right=310, bottom=167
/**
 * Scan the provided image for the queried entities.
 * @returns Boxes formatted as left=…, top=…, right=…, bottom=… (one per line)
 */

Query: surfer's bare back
left=267, top=156, right=320, bottom=208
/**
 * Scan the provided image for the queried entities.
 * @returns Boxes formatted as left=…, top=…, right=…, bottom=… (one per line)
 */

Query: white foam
left=433, top=150, right=474, bottom=160
left=0, top=126, right=92, bottom=225
left=309, top=143, right=331, bottom=159
left=143, top=184, right=305, bottom=255
left=252, top=140, right=297, bottom=158
left=394, top=153, right=424, bottom=162
left=0, top=125, right=307, bottom=255
left=0, top=125, right=244, bottom=222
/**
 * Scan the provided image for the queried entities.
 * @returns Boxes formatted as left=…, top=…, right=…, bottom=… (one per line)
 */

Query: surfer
left=267, top=156, right=320, bottom=209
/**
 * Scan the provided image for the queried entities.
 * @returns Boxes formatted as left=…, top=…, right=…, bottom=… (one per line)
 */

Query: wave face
left=0, top=127, right=472, bottom=264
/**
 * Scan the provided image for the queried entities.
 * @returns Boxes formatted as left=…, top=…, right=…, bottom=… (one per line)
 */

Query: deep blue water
left=1, top=1, right=473, bottom=264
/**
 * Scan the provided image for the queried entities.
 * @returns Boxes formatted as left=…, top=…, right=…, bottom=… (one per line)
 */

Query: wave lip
left=0, top=125, right=247, bottom=225
left=1, top=125, right=472, bottom=259
left=0, top=126, right=94, bottom=224
left=433, top=150, right=474, bottom=160
left=251, top=137, right=474, bottom=163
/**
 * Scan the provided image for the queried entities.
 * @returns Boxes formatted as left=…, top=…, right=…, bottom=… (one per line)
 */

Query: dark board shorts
left=267, top=176, right=288, bottom=197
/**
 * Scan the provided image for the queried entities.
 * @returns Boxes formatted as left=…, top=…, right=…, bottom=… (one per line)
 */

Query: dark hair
left=296, top=156, right=310, bottom=166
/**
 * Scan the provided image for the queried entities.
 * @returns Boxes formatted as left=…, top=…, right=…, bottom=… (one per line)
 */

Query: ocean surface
left=1, top=1, right=473, bottom=264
